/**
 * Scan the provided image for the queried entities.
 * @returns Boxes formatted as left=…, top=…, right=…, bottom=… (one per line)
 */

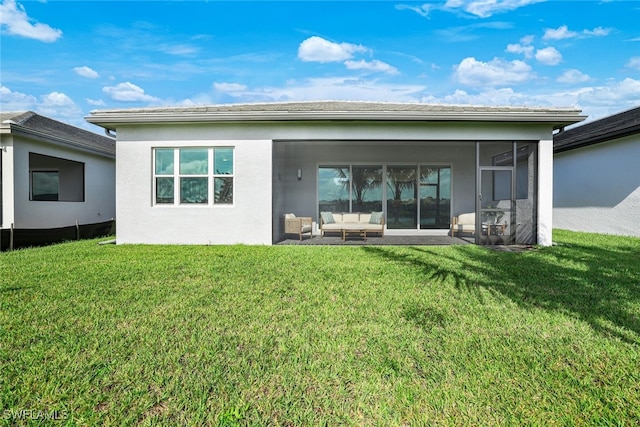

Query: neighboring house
left=86, top=101, right=585, bottom=246
left=1, top=111, right=116, bottom=250
left=553, top=106, right=640, bottom=237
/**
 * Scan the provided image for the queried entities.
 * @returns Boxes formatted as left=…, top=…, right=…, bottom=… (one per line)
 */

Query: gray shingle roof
left=91, top=100, right=575, bottom=114
left=1, top=111, right=115, bottom=157
left=554, top=106, right=640, bottom=153
left=87, top=101, right=586, bottom=131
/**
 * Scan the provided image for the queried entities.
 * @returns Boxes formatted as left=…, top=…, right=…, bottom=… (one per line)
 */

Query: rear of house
left=1, top=112, right=115, bottom=250
left=554, top=106, right=640, bottom=237
left=86, top=101, right=585, bottom=246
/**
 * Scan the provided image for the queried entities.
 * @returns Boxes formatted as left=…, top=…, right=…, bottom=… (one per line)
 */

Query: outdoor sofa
left=320, top=212, right=385, bottom=239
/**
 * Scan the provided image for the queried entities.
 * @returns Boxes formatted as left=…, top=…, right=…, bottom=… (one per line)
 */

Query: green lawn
left=1, top=230, right=639, bottom=426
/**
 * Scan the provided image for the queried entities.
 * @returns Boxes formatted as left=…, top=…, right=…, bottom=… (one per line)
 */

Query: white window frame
left=152, top=147, right=234, bottom=207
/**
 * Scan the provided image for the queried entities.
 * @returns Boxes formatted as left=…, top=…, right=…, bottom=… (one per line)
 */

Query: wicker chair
left=284, top=213, right=313, bottom=241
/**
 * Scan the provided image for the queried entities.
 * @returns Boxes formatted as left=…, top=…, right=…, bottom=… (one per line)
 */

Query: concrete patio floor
left=276, top=235, right=473, bottom=246
left=276, top=234, right=536, bottom=251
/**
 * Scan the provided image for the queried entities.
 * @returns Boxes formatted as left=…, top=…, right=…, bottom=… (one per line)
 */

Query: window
left=153, top=148, right=233, bottom=205
left=29, top=153, right=84, bottom=202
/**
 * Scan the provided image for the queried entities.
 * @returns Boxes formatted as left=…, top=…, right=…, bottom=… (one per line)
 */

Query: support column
left=537, top=139, right=553, bottom=246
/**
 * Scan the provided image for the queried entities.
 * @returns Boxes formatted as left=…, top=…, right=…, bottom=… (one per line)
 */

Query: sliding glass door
left=320, top=164, right=451, bottom=231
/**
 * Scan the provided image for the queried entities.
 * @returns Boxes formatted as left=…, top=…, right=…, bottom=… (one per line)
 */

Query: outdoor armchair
left=284, top=213, right=313, bottom=241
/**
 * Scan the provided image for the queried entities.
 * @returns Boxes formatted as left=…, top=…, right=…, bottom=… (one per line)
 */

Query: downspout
left=105, top=128, right=116, bottom=138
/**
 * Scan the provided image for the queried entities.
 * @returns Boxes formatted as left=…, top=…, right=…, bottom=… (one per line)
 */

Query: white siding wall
left=8, top=136, right=115, bottom=229
left=554, top=134, right=640, bottom=237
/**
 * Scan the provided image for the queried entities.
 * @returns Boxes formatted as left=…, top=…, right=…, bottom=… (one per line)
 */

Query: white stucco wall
left=3, top=135, right=115, bottom=229
left=538, top=139, right=554, bottom=246
left=554, top=134, right=640, bottom=237
left=0, top=140, right=15, bottom=228
left=115, top=125, right=273, bottom=245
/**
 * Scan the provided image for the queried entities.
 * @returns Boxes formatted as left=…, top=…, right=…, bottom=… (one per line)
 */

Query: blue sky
left=1, top=0, right=639, bottom=132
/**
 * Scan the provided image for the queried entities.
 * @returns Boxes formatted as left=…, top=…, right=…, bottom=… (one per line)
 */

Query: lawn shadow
left=362, top=242, right=640, bottom=345
left=0, top=286, right=31, bottom=293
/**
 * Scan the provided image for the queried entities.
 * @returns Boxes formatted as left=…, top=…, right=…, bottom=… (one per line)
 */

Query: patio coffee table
left=342, top=228, right=367, bottom=241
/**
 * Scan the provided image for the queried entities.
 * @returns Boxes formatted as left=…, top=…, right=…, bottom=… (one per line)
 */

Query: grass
left=1, top=230, right=639, bottom=425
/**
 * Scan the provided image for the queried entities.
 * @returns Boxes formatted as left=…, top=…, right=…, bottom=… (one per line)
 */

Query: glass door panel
left=318, top=166, right=350, bottom=214
left=387, top=166, right=417, bottom=229
left=420, top=166, right=451, bottom=229
left=351, top=166, right=383, bottom=212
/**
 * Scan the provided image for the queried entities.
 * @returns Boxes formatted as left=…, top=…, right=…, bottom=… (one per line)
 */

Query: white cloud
left=626, top=57, right=640, bottom=71
left=213, top=82, right=248, bottom=93
left=557, top=69, right=591, bottom=84
left=576, top=78, right=640, bottom=106
left=86, top=98, right=106, bottom=106
left=157, top=43, right=200, bottom=56
left=458, top=0, right=545, bottom=18
left=74, top=66, right=100, bottom=79
left=543, top=25, right=611, bottom=41
left=454, top=57, right=534, bottom=87
left=395, top=3, right=434, bottom=17
left=344, top=59, right=399, bottom=75
left=189, top=77, right=426, bottom=104
left=398, top=0, right=544, bottom=18
left=0, top=0, right=62, bottom=42
left=543, top=25, right=577, bottom=41
left=520, top=35, right=535, bottom=45
left=535, top=47, right=562, bottom=65
left=0, top=85, right=37, bottom=110
left=298, top=36, right=368, bottom=63
left=506, top=43, right=534, bottom=58
left=419, top=78, right=640, bottom=121
left=423, top=87, right=531, bottom=107
left=102, top=82, right=160, bottom=102
left=41, top=92, right=75, bottom=107
left=38, top=91, right=82, bottom=120
left=583, top=27, right=611, bottom=37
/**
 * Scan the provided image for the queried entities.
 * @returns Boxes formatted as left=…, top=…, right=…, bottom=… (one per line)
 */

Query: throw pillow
left=321, top=211, right=335, bottom=224
left=369, top=211, right=383, bottom=224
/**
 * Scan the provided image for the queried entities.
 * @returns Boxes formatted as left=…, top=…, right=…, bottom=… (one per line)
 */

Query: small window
left=153, top=147, right=234, bottom=206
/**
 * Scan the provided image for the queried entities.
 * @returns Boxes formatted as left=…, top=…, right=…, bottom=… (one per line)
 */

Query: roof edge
left=5, top=124, right=116, bottom=158
left=86, top=105, right=586, bottom=131
left=554, top=124, right=640, bottom=153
